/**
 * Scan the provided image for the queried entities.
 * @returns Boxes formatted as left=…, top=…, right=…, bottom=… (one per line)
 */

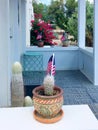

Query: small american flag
left=47, top=54, right=55, bottom=76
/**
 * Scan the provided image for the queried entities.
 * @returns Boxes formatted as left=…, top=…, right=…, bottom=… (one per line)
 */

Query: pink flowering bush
left=30, top=14, right=57, bottom=46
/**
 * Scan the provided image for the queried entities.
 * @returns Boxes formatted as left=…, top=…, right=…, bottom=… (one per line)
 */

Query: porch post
left=94, top=0, right=98, bottom=85
left=26, top=0, right=34, bottom=47
left=0, top=0, right=11, bottom=106
left=78, top=0, right=86, bottom=48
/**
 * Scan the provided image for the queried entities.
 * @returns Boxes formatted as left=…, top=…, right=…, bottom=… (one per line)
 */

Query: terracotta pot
left=62, top=44, right=68, bottom=47
left=62, top=41, right=69, bottom=47
left=37, top=40, right=44, bottom=47
left=33, top=86, right=63, bottom=118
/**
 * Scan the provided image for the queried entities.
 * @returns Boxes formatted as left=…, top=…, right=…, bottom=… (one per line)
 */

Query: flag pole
left=51, top=53, right=54, bottom=76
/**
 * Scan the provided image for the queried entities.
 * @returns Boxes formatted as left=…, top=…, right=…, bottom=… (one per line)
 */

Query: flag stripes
left=47, top=54, right=55, bottom=76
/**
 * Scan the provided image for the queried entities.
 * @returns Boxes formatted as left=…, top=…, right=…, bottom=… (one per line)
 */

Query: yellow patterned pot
left=33, top=86, right=63, bottom=118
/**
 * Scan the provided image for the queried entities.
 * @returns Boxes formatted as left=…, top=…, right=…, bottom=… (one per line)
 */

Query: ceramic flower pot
left=33, top=86, right=63, bottom=118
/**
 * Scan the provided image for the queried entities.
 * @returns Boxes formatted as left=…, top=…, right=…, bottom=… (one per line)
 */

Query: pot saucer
left=33, top=109, right=64, bottom=124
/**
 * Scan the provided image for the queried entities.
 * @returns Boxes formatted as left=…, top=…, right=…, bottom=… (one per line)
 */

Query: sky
left=40, top=0, right=51, bottom=5
left=40, top=0, right=93, bottom=5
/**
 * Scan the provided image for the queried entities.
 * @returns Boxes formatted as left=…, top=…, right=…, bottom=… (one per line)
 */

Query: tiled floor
left=23, top=70, right=98, bottom=119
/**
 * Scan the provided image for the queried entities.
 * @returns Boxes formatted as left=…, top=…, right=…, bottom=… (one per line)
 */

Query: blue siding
left=79, top=49, right=94, bottom=83
left=24, top=46, right=79, bottom=71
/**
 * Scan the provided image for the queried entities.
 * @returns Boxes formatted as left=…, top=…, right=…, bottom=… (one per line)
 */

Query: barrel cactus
left=24, top=96, right=33, bottom=106
left=43, top=74, right=55, bottom=96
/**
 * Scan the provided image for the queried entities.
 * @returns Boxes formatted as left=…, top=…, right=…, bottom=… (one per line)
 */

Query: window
left=27, top=0, right=79, bottom=47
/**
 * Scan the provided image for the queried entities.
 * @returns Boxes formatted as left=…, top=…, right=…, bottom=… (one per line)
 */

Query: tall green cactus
left=43, top=74, right=55, bottom=96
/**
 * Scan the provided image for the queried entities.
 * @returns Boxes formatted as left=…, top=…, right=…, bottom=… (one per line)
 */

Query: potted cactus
left=33, top=74, right=64, bottom=123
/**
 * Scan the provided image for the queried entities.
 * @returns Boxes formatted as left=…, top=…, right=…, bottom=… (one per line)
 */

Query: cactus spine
left=43, top=74, right=55, bottom=96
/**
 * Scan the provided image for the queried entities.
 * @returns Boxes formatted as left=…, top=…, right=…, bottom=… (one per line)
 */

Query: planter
left=62, top=44, right=68, bottom=47
left=33, top=86, right=64, bottom=123
left=62, top=41, right=69, bottom=47
left=37, top=40, right=44, bottom=47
